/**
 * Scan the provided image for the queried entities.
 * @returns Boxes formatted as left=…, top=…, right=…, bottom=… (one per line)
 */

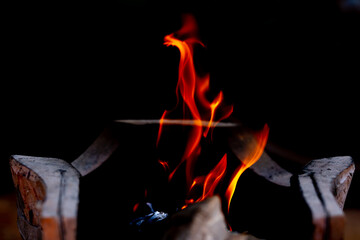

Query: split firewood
left=71, top=127, right=120, bottom=176
left=10, top=120, right=356, bottom=240
left=10, top=155, right=80, bottom=240
left=162, top=196, right=263, bottom=240
left=229, top=128, right=355, bottom=240
left=298, top=156, right=355, bottom=240
left=10, top=127, right=119, bottom=240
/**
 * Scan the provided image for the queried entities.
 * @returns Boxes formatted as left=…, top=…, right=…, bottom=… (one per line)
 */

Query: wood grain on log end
left=10, top=155, right=80, bottom=240
left=298, top=156, right=355, bottom=240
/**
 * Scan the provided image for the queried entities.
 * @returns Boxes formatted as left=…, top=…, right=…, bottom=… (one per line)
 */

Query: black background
left=1, top=0, right=359, bottom=237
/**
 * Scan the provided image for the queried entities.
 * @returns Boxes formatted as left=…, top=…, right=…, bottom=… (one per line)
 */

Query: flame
left=203, top=91, right=223, bottom=138
left=225, top=124, right=270, bottom=212
left=133, top=189, right=148, bottom=213
left=133, top=202, right=140, bottom=212
left=157, top=110, right=168, bottom=147
left=156, top=14, right=268, bottom=213
left=157, top=14, right=232, bottom=189
left=201, top=153, right=227, bottom=200
left=158, top=160, right=170, bottom=172
left=182, top=153, right=227, bottom=209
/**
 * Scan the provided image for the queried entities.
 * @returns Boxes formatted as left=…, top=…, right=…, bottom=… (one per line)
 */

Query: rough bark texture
left=229, top=128, right=355, bottom=240
left=298, top=156, right=355, bottom=240
left=10, top=155, right=80, bottom=240
left=10, top=127, right=119, bottom=240
left=10, top=125, right=355, bottom=240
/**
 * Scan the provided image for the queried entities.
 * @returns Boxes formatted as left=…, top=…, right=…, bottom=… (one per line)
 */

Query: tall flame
left=157, top=14, right=268, bottom=214
left=157, top=14, right=233, bottom=188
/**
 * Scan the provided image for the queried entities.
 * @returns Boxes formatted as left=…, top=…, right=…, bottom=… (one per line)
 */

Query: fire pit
left=9, top=123, right=355, bottom=240
left=9, top=13, right=356, bottom=240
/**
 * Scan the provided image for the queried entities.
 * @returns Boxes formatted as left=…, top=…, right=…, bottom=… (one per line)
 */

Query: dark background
left=1, top=0, right=359, bottom=238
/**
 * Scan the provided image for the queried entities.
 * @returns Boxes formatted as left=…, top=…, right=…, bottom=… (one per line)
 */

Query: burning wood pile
left=9, top=14, right=355, bottom=240
left=9, top=124, right=355, bottom=240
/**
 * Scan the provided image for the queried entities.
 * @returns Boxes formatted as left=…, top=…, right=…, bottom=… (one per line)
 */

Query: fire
left=157, top=14, right=232, bottom=186
left=225, top=124, right=269, bottom=212
left=184, top=153, right=228, bottom=208
left=156, top=14, right=269, bottom=214
left=158, top=160, right=170, bottom=172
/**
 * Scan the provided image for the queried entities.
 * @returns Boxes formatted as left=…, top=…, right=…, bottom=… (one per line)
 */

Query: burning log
left=8, top=9, right=356, bottom=240
left=9, top=123, right=356, bottom=240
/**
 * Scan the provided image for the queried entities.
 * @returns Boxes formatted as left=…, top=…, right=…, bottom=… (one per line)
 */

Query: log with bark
left=9, top=127, right=119, bottom=240
left=228, top=128, right=355, bottom=240
left=9, top=120, right=356, bottom=240
left=10, top=156, right=79, bottom=240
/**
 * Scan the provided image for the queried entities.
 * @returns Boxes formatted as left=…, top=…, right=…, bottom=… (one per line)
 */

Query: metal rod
left=114, top=119, right=239, bottom=127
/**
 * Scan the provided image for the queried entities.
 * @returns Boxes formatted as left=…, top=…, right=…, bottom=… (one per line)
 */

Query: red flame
left=157, top=14, right=268, bottom=212
left=158, top=160, right=170, bottom=172
left=157, top=14, right=232, bottom=188
left=183, top=153, right=227, bottom=209
left=133, top=189, right=148, bottom=212
left=133, top=202, right=140, bottom=212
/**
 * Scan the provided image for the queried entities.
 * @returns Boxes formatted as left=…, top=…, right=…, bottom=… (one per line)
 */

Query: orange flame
left=225, top=124, right=270, bottom=212
left=182, top=153, right=227, bottom=209
left=157, top=14, right=233, bottom=189
left=200, top=153, right=227, bottom=200
left=158, top=160, right=170, bottom=172
left=156, top=14, right=268, bottom=212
